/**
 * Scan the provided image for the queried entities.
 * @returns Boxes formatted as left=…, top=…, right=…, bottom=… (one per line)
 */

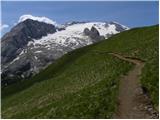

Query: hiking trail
left=109, top=53, right=158, bottom=119
left=93, top=51, right=158, bottom=118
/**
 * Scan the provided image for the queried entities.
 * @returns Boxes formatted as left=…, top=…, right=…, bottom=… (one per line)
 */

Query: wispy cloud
left=0, top=24, right=9, bottom=31
left=18, top=14, right=57, bottom=26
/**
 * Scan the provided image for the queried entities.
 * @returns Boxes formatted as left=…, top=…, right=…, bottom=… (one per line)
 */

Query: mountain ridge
left=1, top=15, right=129, bottom=86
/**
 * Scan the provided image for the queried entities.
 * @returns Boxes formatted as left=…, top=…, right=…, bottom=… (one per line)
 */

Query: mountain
left=2, top=25, right=158, bottom=118
left=1, top=15, right=129, bottom=86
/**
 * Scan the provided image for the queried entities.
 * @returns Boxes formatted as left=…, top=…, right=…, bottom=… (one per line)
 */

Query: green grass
left=2, top=25, right=159, bottom=118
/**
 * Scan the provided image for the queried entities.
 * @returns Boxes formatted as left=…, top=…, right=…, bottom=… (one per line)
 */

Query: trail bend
left=109, top=53, right=158, bottom=119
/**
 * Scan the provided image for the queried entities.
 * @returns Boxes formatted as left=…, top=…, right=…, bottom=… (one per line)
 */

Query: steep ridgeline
left=1, top=17, right=128, bottom=86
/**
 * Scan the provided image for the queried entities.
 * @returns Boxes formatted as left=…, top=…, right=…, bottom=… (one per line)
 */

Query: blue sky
left=1, top=1, right=159, bottom=35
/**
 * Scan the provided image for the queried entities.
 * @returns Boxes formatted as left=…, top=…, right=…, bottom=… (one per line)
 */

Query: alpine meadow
left=1, top=1, right=159, bottom=119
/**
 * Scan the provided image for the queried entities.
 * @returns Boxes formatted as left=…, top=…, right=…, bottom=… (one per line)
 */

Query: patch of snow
left=106, top=24, right=119, bottom=34
left=28, top=41, right=34, bottom=46
left=12, top=57, right=20, bottom=62
left=19, top=50, right=25, bottom=55
left=34, top=56, right=38, bottom=60
left=9, top=56, right=20, bottom=65
left=35, top=51, right=42, bottom=53
left=111, top=21, right=130, bottom=30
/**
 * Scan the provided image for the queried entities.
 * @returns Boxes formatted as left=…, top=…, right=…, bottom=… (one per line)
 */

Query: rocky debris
left=137, top=93, right=159, bottom=119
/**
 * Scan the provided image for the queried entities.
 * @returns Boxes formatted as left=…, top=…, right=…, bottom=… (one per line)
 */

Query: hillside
left=2, top=25, right=158, bottom=118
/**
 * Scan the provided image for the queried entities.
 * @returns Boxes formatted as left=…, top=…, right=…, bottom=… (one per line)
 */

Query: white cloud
left=13, top=22, right=17, bottom=26
left=18, top=14, right=57, bottom=26
left=0, top=24, right=9, bottom=31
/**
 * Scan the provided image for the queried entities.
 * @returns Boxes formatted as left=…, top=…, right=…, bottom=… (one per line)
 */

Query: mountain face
left=2, top=19, right=57, bottom=64
left=1, top=17, right=129, bottom=86
left=83, top=26, right=105, bottom=42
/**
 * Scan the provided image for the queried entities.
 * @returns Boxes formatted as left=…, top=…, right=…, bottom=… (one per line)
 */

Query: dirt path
left=108, top=53, right=158, bottom=119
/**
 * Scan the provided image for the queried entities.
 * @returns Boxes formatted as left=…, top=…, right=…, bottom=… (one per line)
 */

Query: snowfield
left=28, top=22, right=129, bottom=50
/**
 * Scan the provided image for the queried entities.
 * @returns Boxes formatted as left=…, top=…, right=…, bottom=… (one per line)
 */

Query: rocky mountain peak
left=1, top=19, right=57, bottom=64
left=90, top=26, right=100, bottom=36
left=83, top=26, right=104, bottom=41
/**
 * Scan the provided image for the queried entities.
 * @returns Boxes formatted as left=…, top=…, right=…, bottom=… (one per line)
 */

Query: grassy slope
left=2, top=25, right=158, bottom=118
